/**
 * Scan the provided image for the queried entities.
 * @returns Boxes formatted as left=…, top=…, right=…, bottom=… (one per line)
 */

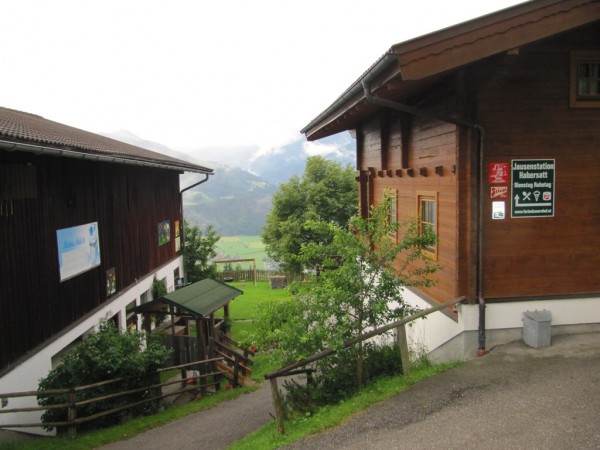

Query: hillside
left=181, top=165, right=276, bottom=235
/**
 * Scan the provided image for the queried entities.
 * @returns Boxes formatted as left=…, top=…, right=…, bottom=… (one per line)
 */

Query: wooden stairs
left=211, top=335, right=255, bottom=387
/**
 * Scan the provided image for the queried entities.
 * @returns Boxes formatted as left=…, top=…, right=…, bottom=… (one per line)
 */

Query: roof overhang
left=301, top=0, right=600, bottom=141
left=132, top=278, right=243, bottom=318
left=0, top=138, right=214, bottom=175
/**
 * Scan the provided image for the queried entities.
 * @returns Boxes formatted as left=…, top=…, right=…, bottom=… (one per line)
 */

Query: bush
left=37, top=321, right=171, bottom=434
left=282, top=343, right=404, bottom=416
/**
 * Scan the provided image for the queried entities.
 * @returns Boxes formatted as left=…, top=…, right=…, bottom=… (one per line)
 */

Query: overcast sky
left=2, top=0, right=525, bottom=162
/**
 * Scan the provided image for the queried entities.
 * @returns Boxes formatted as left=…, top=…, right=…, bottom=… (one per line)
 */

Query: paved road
left=284, top=332, right=600, bottom=450
left=100, top=380, right=275, bottom=450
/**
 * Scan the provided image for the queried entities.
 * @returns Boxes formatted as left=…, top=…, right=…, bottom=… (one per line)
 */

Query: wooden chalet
left=302, top=0, right=600, bottom=359
left=0, top=107, right=213, bottom=433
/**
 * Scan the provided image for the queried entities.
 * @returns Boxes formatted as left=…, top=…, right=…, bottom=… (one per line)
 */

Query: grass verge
left=229, top=360, right=462, bottom=450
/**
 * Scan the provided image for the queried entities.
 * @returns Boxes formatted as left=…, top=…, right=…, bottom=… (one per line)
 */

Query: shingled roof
left=0, top=107, right=213, bottom=174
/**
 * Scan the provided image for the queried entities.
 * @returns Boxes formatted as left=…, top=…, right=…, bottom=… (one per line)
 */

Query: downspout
left=362, top=79, right=487, bottom=356
left=180, top=173, right=212, bottom=283
left=181, top=173, right=210, bottom=196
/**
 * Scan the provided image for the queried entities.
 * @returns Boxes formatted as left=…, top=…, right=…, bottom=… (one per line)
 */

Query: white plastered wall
left=401, top=288, right=600, bottom=363
left=0, top=258, right=182, bottom=436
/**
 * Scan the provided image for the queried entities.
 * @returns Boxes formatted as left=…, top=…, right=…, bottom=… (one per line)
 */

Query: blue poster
left=56, top=222, right=101, bottom=281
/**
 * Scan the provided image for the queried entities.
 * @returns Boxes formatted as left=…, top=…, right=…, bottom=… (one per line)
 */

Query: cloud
left=303, top=141, right=341, bottom=157
left=0, top=0, right=525, bottom=158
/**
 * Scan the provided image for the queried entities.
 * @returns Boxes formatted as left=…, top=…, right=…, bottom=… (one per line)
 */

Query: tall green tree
left=255, top=195, right=438, bottom=389
left=183, top=221, right=220, bottom=282
left=261, top=156, right=357, bottom=274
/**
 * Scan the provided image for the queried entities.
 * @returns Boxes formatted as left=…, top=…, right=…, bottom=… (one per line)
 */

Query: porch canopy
left=132, top=278, right=243, bottom=318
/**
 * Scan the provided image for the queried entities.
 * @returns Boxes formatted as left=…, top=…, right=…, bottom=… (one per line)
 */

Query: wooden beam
left=270, top=378, right=285, bottom=434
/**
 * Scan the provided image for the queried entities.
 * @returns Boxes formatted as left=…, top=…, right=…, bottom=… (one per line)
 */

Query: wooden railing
left=264, top=296, right=465, bottom=434
left=210, top=335, right=255, bottom=387
left=0, top=358, right=224, bottom=437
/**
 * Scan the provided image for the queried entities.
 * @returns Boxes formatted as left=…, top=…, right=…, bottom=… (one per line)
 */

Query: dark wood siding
left=476, top=25, right=600, bottom=298
left=0, top=152, right=182, bottom=369
left=357, top=107, right=459, bottom=302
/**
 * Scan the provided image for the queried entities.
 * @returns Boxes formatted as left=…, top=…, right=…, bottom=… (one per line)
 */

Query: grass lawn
left=228, top=281, right=289, bottom=319
left=215, top=236, right=267, bottom=270
left=216, top=281, right=290, bottom=344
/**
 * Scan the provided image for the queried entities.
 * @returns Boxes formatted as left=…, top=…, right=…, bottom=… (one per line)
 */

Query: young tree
left=261, top=156, right=357, bottom=274
left=183, top=221, right=220, bottom=283
left=255, top=194, right=438, bottom=389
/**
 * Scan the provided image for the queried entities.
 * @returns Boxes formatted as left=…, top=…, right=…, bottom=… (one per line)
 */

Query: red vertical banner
left=488, top=162, right=508, bottom=184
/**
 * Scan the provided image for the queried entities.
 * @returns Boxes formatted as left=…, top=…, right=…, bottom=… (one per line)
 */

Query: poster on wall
left=158, top=220, right=171, bottom=246
left=56, top=222, right=101, bottom=282
left=492, top=201, right=505, bottom=220
left=174, top=219, right=181, bottom=252
left=488, top=162, right=508, bottom=184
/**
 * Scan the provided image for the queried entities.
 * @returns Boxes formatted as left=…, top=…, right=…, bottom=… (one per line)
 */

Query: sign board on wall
left=489, top=163, right=509, bottom=219
left=511, top=159, right=555, bottom=218
left=56, top=222, right=101, bottom=281
left=158, top=220, right=171, bottom=246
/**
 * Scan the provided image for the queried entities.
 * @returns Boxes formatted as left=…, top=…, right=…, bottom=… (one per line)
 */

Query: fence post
left=233, top=354, right=240, bottom=387
left=67, top=388, right=77, bottom=438
left=269, top=377, right=285, bottom=434
left=396, top=323, right=411, bottom=375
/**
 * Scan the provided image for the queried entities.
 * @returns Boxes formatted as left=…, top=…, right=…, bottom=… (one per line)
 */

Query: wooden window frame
left=386, top=189, right=398, bottom=242
left=570, top=50, right=600, bottom=108
left=417, top=191, right=438, bottom=260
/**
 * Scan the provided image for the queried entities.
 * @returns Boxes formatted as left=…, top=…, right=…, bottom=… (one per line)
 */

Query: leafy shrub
left=282, top=343, right=404, bottom=416
left=37, top=321, right=171, bottom=434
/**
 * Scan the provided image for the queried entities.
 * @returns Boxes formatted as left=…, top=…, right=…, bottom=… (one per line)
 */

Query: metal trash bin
left=522, top=310, right=552, bottom=348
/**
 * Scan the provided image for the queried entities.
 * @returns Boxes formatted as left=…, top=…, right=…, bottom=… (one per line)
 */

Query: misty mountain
left=101, top=130, right=356, bottom=235
left=245, top=133, right=355, bottom=185
left=181, top=164, right=277, bottom=235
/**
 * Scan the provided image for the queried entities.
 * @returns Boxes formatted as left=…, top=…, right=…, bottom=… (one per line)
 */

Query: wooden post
left=67, top=388, right=77, bottom=438
left=396, top=324, right=411, bottom=375
left=269, top=377, right=285, bottom=434
left=223, top=304, right=230, bottom=337
left=197, top=318, right=208, bottom=395
left=233, top=354, right=240, bottom=386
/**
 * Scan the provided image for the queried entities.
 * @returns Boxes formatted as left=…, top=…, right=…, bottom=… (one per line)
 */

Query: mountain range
left=102, top=130, right=355, bottom=235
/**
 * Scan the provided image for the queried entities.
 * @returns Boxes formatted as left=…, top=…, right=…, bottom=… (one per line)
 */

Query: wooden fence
left=0, top=358, right=223, bottom=437
left=214, top=270, right=305, bottom=283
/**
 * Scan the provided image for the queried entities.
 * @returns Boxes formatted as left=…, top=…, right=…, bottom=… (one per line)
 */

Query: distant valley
left=103, top=130, right=355, bottom=235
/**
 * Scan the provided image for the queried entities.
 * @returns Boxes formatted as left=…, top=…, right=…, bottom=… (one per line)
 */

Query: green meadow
left=215, top=236, right=268, bottom=270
